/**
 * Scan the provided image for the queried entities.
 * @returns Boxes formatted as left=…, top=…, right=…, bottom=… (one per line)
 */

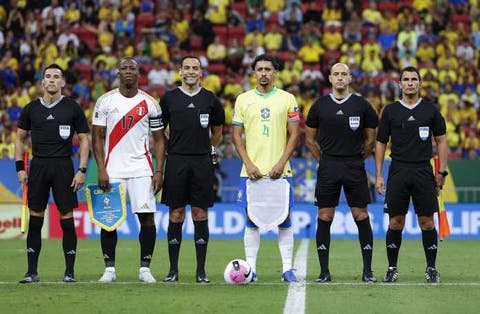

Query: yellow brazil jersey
left=233, top=87, right=299, bottom=178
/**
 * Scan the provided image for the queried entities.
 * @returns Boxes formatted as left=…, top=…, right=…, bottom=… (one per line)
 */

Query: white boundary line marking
left=0, top=281, right=479, bottom=286
left=283, top=239, right=309, bottom=314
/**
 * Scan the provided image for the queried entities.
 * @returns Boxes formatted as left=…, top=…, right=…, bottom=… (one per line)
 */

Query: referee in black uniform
left=160, top=56, right=225, bottom=283
left=375, top=66, right=447, bottom=283
left=305, top=63, right=378, bottom=283
left=15, top=64, right=90, bottom=283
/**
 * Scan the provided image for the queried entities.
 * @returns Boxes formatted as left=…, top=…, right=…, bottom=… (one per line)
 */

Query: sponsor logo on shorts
left=140, top=203, right=151, bottom=210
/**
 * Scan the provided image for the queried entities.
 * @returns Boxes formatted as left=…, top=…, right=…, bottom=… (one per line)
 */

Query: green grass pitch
left=0, top=239, right=479, bottom=314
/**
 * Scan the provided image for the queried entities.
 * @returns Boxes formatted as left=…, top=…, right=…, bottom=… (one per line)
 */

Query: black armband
left=16, top=160, right=25, bottom=172
left=438, top=170, right=448, bottom=177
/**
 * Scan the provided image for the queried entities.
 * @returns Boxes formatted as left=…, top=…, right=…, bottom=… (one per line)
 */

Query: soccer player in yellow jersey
left=232, top=55, right=300, bottom=282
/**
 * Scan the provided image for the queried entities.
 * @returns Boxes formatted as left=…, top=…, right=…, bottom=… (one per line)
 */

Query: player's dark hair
left=400, top=66, right=421, bottom=81
left=43, top=64, right=64, bottom=78
left=251, top=54, right=279, bottom=71
left=180, top=55, right=202, bottom=69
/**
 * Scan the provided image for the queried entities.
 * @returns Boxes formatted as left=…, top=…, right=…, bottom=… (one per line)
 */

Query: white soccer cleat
left=99, top=267, right=116, bottom=283
left=139, top=267, right=156, bottom=283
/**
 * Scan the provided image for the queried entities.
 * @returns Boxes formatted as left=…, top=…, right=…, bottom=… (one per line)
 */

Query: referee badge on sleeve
left=199, top=113, right=209, bottom=128
left=419, top=126, right=429, bottom=141
left=59, top=125, right=71, bottom=139
left=349, top=116, right=360, bottom=131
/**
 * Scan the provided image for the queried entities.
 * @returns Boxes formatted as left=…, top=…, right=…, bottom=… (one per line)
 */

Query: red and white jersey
left=92, top=88, right=163, bottom=179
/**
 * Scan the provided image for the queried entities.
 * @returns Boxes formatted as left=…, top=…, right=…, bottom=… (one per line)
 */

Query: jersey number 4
left=263, top=124, right=269, bottom=137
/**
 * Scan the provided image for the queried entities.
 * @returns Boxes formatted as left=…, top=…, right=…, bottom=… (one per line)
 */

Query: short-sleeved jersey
left=306, top=93, right=378, bottom=158
left=17, top=96, right=89, bottom=158
left=377, top=98, right=446, bottom=163
left=232, top=87, right=299, bottom=177
left=160, top=87, right=225, bottom=155
left=92, top=88, right=163, bottom=178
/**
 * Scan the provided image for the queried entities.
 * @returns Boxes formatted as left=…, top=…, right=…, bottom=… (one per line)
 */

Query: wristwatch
left=78, top=167, right=87, bottom=174
left=438, top=170, right=448, bottom=177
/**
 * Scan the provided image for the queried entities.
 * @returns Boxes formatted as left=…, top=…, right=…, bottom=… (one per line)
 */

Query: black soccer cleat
left=196, top=273, right=210, bottom=284
left=425, top=267, right=440, bottom=283
left=63, top=274, right=77, bottom=283
left=19, top=273, right=40, bottom=284
left=362, top=270, right=377, bottom=283
left=315, top=272, right=332, bottom=283
left=163, top=271, right=179, bottom=282
left=382, top=267, right=399, bottom=283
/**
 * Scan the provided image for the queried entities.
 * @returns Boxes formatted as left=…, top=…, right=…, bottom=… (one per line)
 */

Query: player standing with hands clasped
left=375, top=66, right=447, bottom=283
left=232, top=54, right=300, bottom=283
left=16, top=64, right=90, bottom=283
left=161, top=56, right=225, bottom=284
left=305, top=63, right=378, bottom=283
left=92, top=57, right=165, bottom=283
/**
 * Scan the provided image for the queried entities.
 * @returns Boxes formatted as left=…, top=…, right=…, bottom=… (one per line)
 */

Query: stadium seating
left=71, top=26, right=97, bottom=52
left=135, top=13, right=155, bottom=36
left=74, top=63, right=93, bottom=81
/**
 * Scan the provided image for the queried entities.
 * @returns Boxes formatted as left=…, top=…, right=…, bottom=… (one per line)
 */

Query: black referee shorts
left=28, top=157, right=78, bottom=213
left=161, top=154, right=214, bottom=209
left=384, top=162, right=438, bottom=216
left=314, top=158, right=370, bottom=208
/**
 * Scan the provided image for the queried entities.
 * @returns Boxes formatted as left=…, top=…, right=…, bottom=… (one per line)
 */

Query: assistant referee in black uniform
left=375, top=66, right=447, bottom=283
left=160, top=56, right=225, bottom=283
left=305, top=63, right=378, bottom=283
left=15, top=64, right=90, bottom=283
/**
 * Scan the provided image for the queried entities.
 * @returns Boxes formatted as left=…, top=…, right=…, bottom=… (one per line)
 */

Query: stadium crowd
left=0, top=0, right=479, bottom=161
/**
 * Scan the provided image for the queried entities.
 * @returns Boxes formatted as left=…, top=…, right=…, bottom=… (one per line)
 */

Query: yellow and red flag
left=434, top=156, right=450, bottom=240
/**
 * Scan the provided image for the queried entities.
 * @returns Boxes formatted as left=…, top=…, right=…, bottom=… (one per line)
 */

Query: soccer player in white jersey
left=92, top=57, right=165, bottom=283
left=232, top=54, right=300, bottom=282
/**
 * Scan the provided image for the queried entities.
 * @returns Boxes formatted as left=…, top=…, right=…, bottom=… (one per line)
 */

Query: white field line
left=0, top=282, right=479, bottom=286
left=283, top=239, right=309, bottom=314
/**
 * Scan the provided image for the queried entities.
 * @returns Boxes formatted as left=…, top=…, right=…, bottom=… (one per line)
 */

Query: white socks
left=278, top=227, right=294, bottom=273
left=245, top=226, right=294, bottom=273
left=244, top=227, right=260, bottom=272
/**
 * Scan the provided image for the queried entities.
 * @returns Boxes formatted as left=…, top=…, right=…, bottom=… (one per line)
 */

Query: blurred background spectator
left=0, top=0, right=479, bottom=162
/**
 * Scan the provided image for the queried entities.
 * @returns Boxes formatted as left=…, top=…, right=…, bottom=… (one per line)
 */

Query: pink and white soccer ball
left=224, top=259, right=253, bottom=285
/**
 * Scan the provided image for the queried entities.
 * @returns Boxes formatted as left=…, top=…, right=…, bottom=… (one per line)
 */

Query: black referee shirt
left=160, top=87, right=225, bottom=155
left=306, top=93, right=378, bottom=158
left=376, top=99, right=446, bottom=163
left=17, top=96, right=90, bottom=158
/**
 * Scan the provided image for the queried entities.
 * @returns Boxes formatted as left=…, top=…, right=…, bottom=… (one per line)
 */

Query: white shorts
left=110, top=177, right=156, bottom=214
